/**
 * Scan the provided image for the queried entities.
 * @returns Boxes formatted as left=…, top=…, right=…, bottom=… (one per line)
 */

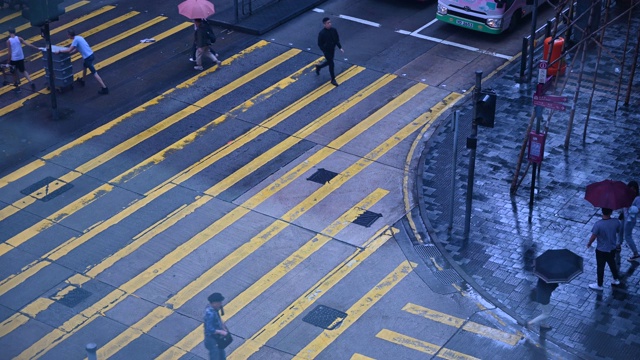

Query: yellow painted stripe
left=0, top=260, right=51, bottom=297
left=402, top=303, right=521, bottom=346
left=25, top=11, right=141, bottom=62
left=351, top=354, right=376, bottom=360
left=0, top=5, right=117, bottom=58
left=296, top=261, right=415, bottom=359
left=168, top=227, right=396, bottom=360
left=0, top=41, right=275, bottom=331
left=99, top=189, right=388, bottom=359
left=94, top=307, right=173, bottom=359
left=376, top=329, right=480, bottom=360
left=171, top=65, right=367, bottom=186
left=0, top=11, right=21, bottom=25
left=0, top=1, right=89, bottom=37
left=13, top=65, right=366, bottom=360
left=0, top=15, right=168, bottom=98
left=199, top=73, right=396, bottom=196
left=402, top=303, right=463, bottom=327
left=24, top=10, right=139, bottom=62
left=461, top=322, right=522, bottom=346
left=23, top=70, right=399, bottom=357
left=0, top=40, right=268, bottom=190
left=0, top=48, right=298, bottom=259
left=0, top=298, right=53, bottom=337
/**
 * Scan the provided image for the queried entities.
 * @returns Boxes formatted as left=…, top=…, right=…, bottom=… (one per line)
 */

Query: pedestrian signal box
left=528, top=132, right=546, bottom=164
left=22, top=0, right=65, bottom=27
left=475, top=89, right=497, bottom=128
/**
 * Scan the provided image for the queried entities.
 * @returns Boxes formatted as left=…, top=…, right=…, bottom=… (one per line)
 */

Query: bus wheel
left=509, top=10, right=523, bottom=32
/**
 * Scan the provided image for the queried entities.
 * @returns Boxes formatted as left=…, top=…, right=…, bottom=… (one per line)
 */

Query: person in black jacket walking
left=315, top=17, right=344, bottom=86
left=193, top=19, right=221, bottom=71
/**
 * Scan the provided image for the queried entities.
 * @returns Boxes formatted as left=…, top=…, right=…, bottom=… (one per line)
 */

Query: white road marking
left=339, top=14, right=381, bottom=27
left=314, top=9, right=512, bottom=60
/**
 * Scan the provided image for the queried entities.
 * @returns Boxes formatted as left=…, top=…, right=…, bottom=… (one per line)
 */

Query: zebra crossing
left=0, top=2, right=534, bottom=359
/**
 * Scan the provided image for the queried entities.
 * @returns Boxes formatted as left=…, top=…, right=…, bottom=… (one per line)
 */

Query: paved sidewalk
left=417, top=8, right=640, bottom=360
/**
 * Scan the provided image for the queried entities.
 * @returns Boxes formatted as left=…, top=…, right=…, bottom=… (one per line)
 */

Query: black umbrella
left=533, top=249, right=583, bottom=283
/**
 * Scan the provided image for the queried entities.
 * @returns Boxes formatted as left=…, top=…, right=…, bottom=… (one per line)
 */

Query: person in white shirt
left=6, top=28, right=38, bottom=91
left=56, top=29, right=108, bottom=95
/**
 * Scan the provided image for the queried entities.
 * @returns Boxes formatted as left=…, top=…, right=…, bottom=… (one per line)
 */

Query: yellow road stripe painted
left=402, top=303, right=521, bottom=346
left=351, top=354, right=376, bottom=360
left=402, top=303, right=463, bottom=327
left=0, top=298, right=54, bottom=337
left=21, top=70, right=407, bottom=357
left=0, top=48, right=298, bottom=260
left=94, top=306, right=173, bottom=359
left=0, top=5, right=117, bottom=58
left=296, top=261, right=415, bottom=359
left=376, top=329, right=480, bottom=360
left=26, top=11, right=142, bottom=61
left=24, top=10, right=139, bottom=62
left=0, top=40, right=268, bottom=190
left=171, top=65, right=366, bottom=187
left=0, top=15, right=168, bottom=98
left=98, top=189, right=388, bottom=359
left=199, top=73, right=396, bottom=195
left=12, top=66, right=368, bottom=360
left=452, top=283, right=510, bottom=328
left=168, top=227, right=396, bottom=360
left=0, top=1, right=89, bottom=37
left=0, top=11, right=21, bottom=24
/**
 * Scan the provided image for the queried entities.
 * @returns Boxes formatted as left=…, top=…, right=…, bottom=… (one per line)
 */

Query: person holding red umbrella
left=193, top=18, right=221, bottom=71
left=587, top=208, right=622, bottom=291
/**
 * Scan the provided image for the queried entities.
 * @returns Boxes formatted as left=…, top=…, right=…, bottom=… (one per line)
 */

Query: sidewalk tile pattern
left=420, top=8, right=640, bottom=360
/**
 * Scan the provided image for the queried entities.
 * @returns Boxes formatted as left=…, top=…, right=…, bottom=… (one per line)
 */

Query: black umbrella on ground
left=533, top=249, right=583, bottom=283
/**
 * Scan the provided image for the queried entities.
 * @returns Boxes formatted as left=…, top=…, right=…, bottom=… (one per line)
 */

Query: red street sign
left=533, top=95, right=567, bottom=102
left=533, top=99, right=566, bottom=111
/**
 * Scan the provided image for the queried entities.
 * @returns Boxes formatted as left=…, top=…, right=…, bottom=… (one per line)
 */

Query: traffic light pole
left=464, top=71, right=482, bottom=239
left=42, top=23, right=59, bottom=120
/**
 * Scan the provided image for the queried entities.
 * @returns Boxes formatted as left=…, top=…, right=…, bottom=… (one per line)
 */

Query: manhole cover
left=307, top=168, right=339, bottom=184
left=20, top=176, right=73, bottom=202
left=54, top=287, right=92, bottom=308
left=302, top=305, right=347, bottom=330
left=352, top=210, right=382, bottom=227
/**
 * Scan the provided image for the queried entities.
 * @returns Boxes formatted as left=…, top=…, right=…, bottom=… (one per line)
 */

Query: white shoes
left=589, top=283, right=604, bottom=291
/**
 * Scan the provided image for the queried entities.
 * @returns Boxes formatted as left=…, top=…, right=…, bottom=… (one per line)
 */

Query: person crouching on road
left=55, top=29, right=108, bottom=95
left=193, top=19, right=221, bottom=71
left=587, top=207, right=622, bottom=291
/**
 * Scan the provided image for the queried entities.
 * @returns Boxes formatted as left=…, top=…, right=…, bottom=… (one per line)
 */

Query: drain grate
left=302, top=305, right=347, bottom=330
left=20, top=176, right=73, bottom=202
left=352, top=210, right=382, bottom=228
left=307, top=168, right=339, bottom=184
left=55, top=287, right=92, bottom=308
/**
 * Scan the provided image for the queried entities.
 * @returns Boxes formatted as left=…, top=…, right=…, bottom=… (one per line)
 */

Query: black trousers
left=317, top=49, right=336, bottom=80
left=595, top=249, right=619, bottom=286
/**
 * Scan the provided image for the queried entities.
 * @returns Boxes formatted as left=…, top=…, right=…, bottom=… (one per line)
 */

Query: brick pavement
left=417, top=7, right=640, bottom=360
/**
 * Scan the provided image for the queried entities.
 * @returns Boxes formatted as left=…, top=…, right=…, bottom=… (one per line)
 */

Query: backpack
left=202, top=21, right=216, bottom=44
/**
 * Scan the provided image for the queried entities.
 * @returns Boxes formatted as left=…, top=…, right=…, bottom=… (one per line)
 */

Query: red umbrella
left=178, top=0, right=215, bottom=20
left=585, top=180, right=635, bottom=210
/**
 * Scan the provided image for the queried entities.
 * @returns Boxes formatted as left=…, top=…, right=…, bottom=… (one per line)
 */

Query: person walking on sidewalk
left=204, top=292, right=229, bottom=360
left=527, top=278, right=558, bottom=330
left=56, top=29, right=108, bottom=94
left=5, top=28, right=38, bottom=91
left=315, top=17, right=344, bottom=87
left=617, top=181, right=640, bottom=262
left=193, top=19, right=221, bottom=71
left=587, top=208, right=622, bottom=290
